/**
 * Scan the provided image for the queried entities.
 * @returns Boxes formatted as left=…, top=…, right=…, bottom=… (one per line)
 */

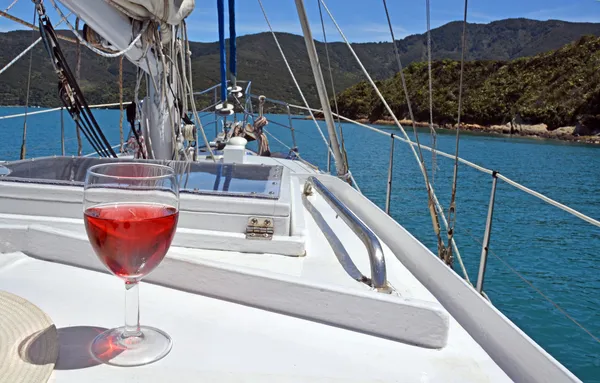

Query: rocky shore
left=359, top=118, right=600, bottom=145
left=307, top=115, right=600, bottom=144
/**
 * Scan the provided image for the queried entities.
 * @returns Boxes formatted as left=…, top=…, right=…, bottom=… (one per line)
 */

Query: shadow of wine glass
left=21, top=325, right=119, bottom=370
left=55, top=326, right=111, bottom=370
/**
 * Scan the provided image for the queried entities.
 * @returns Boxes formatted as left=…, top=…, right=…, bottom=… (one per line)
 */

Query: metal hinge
left=246, top=217, right=274, bottom=240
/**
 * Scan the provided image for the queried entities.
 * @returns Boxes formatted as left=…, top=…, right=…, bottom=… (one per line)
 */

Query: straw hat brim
left=0, top=291, right=58, bottom=383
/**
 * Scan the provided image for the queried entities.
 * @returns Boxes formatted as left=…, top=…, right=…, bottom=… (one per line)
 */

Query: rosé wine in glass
left=83, top=162, right=179, bottom=367
left=84, top=203, right=178, bottom=280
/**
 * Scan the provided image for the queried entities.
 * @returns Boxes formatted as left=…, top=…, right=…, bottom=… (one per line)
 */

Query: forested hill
left=0, top=18, right=599, bottom=107
left=336, top=35, right=600, bottom=131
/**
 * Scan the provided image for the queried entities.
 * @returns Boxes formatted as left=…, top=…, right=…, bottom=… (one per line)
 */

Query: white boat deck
left=0, top=250, right=509, bottom=383
left=0, top=154, right=580, bottom=382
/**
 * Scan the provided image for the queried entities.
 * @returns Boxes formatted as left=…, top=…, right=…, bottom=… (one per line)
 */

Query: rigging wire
left=381, top=0, right=447, bottom=262
left=382, top=0, right=422, bottom=148
left=318, top=0, right=447, bottom=261
left=257, top=0, right=336, bottom=161
left=287, top=102, right=600, bottom=230
left=446, top=0, right=469, bottom=266
left=19, top=6, right=36, bottom=160
left=463, top=229, right=600, bottom=345
left=0, top=10, right=72, bottom=77
left=316, top=0, right=349, bottom=170
left=425, top=0, right=437, bottom=185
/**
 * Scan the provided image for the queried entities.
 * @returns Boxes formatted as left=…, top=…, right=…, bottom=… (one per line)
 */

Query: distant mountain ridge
left=0, top=18, right=598, bottom=107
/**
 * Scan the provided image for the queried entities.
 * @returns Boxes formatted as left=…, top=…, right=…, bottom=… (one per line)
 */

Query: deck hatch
left=0, top=157, right=282, bottom=200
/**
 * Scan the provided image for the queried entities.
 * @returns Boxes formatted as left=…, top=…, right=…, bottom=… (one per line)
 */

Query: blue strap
left=217, top=0, right=227, bottom=102
left=228, top=0, right=236, bottom=80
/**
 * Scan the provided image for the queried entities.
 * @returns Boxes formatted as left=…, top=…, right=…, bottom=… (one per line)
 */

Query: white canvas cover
left=106, top=0, right=195, bottom=25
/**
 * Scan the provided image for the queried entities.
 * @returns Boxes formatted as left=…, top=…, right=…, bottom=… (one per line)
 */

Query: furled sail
left=106, top=0, right=195, bottom=25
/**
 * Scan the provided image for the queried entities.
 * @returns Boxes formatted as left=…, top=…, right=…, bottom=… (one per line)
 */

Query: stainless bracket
left=246, top=217, right=274, bottom=240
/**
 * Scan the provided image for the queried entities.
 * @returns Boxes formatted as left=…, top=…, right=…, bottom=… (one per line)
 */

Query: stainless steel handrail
left=304, top=176, right=388, bottom=291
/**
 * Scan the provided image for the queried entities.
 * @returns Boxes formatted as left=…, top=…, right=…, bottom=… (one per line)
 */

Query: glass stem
left=123, top=281, right=142, bottom=338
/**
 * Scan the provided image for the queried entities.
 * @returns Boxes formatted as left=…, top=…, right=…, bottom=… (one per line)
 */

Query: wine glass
left=83, top=162, right=179, bottom=367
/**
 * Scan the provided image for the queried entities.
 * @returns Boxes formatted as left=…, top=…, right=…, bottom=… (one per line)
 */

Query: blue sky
left=1, top=0, right=599, bottom=42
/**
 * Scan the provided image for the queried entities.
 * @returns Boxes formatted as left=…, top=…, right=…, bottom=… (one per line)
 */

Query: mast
left=294, top=0, right=347, bottom=178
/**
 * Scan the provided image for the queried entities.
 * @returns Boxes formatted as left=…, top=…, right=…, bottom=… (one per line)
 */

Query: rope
left=48, top=0, right=150, bottom=58
left=257, top=0, right=335, bottom=159
left=431, top=191, right=471, bottom=283
left=463, top=229, right=600, bottom=345
left=446, top=0, right=469, bottom=255
left=19, top=7, right=36, bottom=160
left=0, top=9, right=76, bottom=43
left=319, top=0, right=446, bottom=262
left=425, top=0, right=437, bottom=185
left=182, top=124, right=195, bottom=141
left=119, top=56, right=124, bottom=152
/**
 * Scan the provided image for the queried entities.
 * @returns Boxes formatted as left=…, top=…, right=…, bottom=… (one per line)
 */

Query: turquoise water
left=1, top=107, right=599, bottom=381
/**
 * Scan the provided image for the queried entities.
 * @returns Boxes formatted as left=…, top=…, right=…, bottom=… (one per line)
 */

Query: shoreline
left=309, top=116, right=600, bottom=145
left=361, top=118, right=600, bottom=145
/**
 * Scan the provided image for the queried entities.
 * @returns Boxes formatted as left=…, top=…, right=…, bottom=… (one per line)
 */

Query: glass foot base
left=91, top=326, right=172, bottom=367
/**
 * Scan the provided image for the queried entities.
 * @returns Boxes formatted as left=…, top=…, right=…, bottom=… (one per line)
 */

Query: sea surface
left=1, top=107, right=599, bottom=381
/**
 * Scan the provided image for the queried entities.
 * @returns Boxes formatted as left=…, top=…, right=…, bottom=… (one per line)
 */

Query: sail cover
left=106, top=0, right=195, bottom=25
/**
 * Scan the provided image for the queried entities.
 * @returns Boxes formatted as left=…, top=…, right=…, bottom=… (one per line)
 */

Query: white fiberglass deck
left=0, top=249, right=508, bottom=383
left=0, top=155, right=579, bottom=382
